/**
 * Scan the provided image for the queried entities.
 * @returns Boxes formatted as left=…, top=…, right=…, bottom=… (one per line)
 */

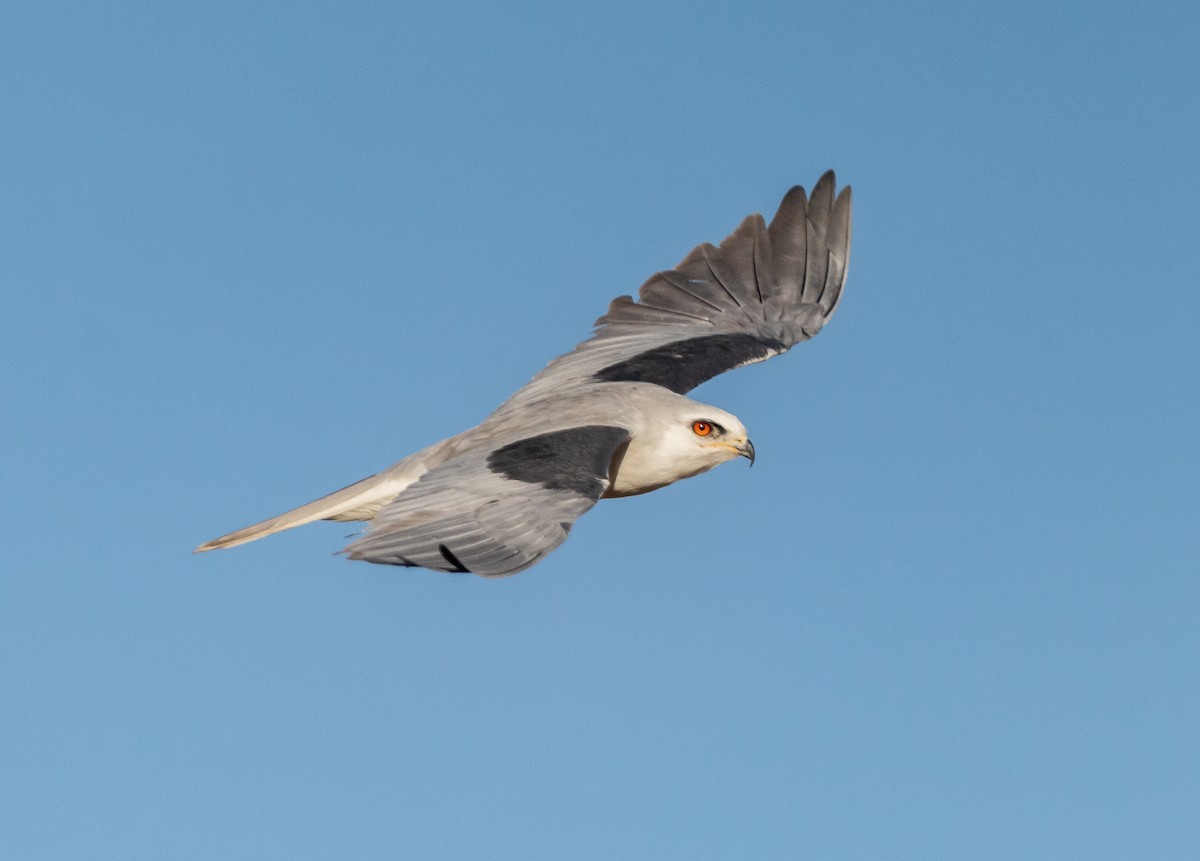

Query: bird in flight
left=197, top=172, right=852, bottom=575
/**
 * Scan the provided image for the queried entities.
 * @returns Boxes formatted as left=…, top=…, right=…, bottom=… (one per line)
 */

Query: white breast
left=604, top=430, right=720, bottom=498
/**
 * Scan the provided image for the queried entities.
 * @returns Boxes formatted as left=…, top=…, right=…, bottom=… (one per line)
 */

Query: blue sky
left=2, top=2, right=1198, bottom=858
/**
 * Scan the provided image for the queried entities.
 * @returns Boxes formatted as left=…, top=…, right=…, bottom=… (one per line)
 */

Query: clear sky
left=2, top=2, right=1198, bottom=858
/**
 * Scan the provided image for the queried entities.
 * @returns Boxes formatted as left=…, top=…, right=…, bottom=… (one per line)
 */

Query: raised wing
left=503, top=171, right=851, bottom=406
left=343, top=425, right=631, bottom=576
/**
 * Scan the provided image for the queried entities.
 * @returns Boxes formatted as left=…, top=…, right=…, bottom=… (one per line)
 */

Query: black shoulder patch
left=592, top=333, right=787, bottom=394
left=487, top=425, right=631, bottom=500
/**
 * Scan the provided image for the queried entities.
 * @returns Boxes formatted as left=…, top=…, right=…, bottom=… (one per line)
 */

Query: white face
left=662, top=402, right=753, bottom=474
left=605, top=398, right=754, bottom=497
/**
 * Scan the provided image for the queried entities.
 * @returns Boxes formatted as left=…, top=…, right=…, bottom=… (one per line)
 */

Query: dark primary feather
left=502, top=171, right=851, bottom=405
left=597, top=170, right=850, bottom=349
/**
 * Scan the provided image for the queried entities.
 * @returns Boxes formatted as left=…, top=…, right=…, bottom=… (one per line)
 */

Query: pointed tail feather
left=195, top=468, right=416, bottom=553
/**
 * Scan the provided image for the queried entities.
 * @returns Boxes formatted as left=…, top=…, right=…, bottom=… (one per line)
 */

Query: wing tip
left=798, top=170, right=851, bottom=204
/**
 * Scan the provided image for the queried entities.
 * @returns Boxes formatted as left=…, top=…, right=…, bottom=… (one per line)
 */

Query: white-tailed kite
left=197, top=172, right=852, bottom=575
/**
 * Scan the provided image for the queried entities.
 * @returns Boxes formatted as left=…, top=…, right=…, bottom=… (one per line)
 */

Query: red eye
left=692, top=421, right=713, bottom=437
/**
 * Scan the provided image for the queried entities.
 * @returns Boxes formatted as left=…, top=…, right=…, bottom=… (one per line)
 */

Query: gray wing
left=343, top=425, right=631, bottom=577
left=502, top=171, right=851, bottom=406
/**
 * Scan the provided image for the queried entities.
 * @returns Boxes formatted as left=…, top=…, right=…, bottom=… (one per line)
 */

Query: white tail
left=195, top=468, right=418, bottom=552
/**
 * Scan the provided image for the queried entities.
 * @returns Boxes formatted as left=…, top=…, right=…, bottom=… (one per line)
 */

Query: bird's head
left=662, top=401, right=755, bottom=474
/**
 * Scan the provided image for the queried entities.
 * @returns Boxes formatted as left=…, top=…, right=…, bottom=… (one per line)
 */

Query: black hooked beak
left=740, top=438, right=755, bottom=467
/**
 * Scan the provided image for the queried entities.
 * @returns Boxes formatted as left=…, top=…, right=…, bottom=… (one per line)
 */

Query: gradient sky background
left=2, top=2, right=1198, bottom=858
